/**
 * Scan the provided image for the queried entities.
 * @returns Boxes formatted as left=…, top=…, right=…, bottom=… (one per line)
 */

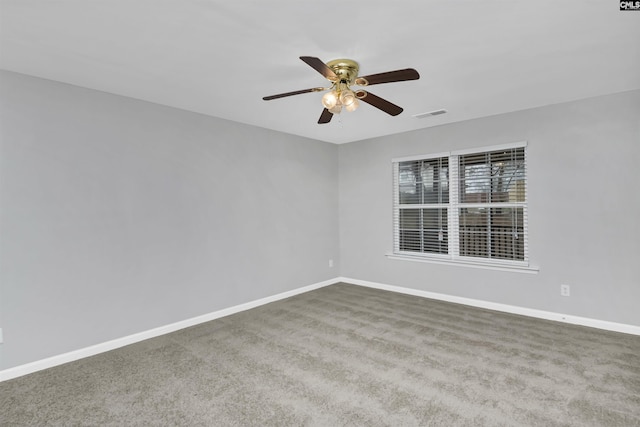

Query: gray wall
left=0, top=71, right=339, bottom=369
left=339, top=90, right=640, bottom=326
left=2, top=70, right=638, bottom=371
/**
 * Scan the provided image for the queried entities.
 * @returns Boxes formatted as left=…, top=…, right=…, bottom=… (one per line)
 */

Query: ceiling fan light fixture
left=262, top=56, right=420, bottom=124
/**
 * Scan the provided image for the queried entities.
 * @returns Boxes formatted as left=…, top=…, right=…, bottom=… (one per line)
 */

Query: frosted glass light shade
left=322, top=91, right=339, bottom=109
left=344, top=98, right=359, bottom=112
left=340, top=90, right=357, bottom=107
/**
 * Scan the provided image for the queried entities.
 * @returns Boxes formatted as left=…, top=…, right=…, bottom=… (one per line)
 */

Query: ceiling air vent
left=413, top=109, right=447, bottom=119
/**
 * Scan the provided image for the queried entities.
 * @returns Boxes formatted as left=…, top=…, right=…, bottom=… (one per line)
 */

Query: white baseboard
left=339, top=277, right=640, bottom=336
left=0, top=277, right=340, bottom=382
left=4, top=276, right=639, bottom=382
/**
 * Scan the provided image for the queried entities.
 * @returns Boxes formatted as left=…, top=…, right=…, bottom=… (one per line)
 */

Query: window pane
left=399, top=162, right=419, bottom=204
left=459, top=207, right=488, bottom=257
left=490, top=149, right=525, bottom=203
left=422, top=208, right=448, bottom=254
left=399, top=208, right=448, bottom=254
left=399, top=229, right=421, bottom=252
left=421, top=158, right=449, bottom=204
left=399, top=208, right=420, bottom=229
left=399, top=209, right=420, bottom=251
left=459, top=148, right=525, bottom=204
left=490, top=207, right=524, bottom=260
left=399, top=158, right=448, bottom=205
left=459, top=207, right=524, bottom=260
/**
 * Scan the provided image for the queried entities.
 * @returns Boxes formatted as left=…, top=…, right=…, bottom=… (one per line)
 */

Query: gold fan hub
left=326, top=59, right=359, bottom=84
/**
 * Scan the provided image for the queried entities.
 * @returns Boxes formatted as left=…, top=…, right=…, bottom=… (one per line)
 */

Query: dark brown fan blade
left=263, top=87, right=324, bottom=101
left=300, top=56, right=338, bottom=81
left=318, top=108, right=333, bottom=124
left=356, top=68, right=420, bottom=86
left=357, top=91, right=403, bottom=116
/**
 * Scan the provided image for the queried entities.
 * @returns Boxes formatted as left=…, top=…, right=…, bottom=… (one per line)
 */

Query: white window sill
left=386, top=253, right=540, bottom=274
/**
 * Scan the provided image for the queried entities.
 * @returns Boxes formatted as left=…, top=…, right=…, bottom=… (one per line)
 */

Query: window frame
left=391, top=142, right=534, bottom=272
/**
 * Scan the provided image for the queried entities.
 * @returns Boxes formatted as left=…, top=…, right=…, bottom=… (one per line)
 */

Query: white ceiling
left=1, top=1, right=639, bottom=144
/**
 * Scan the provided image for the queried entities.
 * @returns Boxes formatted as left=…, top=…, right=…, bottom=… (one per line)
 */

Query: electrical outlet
left=328, top=259, right=334, bottom=268
left=560, top=284, right=571, bottom=297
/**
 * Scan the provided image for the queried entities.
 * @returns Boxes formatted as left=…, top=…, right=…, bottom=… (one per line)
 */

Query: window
left=393, top=142, right=528, bottom=266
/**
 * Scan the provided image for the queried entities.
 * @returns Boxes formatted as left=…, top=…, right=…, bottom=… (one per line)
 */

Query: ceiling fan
left=263, top=56, right=420, bottom=124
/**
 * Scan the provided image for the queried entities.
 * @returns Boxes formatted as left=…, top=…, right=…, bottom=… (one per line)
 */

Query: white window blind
left=393, top=142, right=528, bottom=266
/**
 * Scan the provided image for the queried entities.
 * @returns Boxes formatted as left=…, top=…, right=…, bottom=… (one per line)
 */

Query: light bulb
left=340, top=89, right=356, bottom=107
left=344, top=98, right=359, bottom=112
left=329, top=104, right=342, bottom=114
left=322, top=91, right=339, bottom=109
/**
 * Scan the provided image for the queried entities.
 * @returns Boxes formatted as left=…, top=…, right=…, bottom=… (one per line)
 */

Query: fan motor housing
left=326, top=59, right=359, bottom=84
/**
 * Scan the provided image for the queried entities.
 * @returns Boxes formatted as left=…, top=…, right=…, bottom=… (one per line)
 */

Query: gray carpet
left=1, top=283, right=639, bottom=426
